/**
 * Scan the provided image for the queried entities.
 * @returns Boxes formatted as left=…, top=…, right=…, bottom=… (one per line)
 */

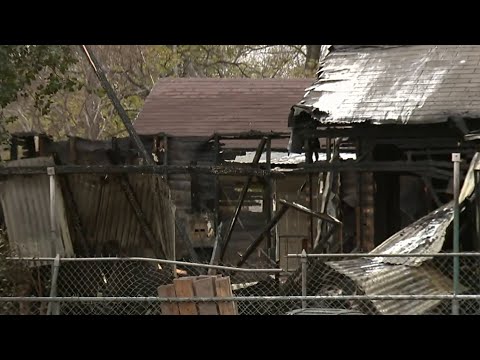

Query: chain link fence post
left=47, top=254, right=61, bottom=315
left=301, top=249, right=307, bottom=309
left=452, top=153, right=461, bottom=315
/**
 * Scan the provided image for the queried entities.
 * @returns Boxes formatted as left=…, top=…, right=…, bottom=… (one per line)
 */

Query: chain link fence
left=1, top=253, right=480, bottom=315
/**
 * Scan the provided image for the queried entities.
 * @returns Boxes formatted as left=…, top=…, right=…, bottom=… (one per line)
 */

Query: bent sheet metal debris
left=318, top=152, right=480, bottom=314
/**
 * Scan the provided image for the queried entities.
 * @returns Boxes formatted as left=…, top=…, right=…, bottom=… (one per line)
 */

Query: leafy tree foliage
left=2, top=45, right=327, bottom=141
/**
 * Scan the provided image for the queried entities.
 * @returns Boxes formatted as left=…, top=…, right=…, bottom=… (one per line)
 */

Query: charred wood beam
left=277, top=199, right=341, bottom=225
left=0, top=161, right=460, bottom=177
left=404, top=148, right=477, bottom=156
left=80, top=45, right=153, bottom=165
left=475, top=171, right=480, bottom=251
left=214, top=131, right=290, bottom=140
left=223, top=147, right=288, bottom=153
left=236, top=199, right=342, bottom=267
left=208, top=222, right=223, bottom=275
left=307, top=125, right=461, bottom=140
left=375, top=138, right=473, bottom=148
left=219, top=137, right=268, bottom=262
left=10, top=137, right=18, bottom=160
left=265, top=137, right=272, bottom=250
left=237, top=204, right=290, bottom=267
left=214, top=135, right=220, bottom=233
left=220, top=186, right=264, bottom=258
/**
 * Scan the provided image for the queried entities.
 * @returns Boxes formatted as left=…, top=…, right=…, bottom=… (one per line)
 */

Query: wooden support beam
left=215, top=131, right=290, bottom=140
left=219, top=137, right=268, bottom=262
left=308, top=124, right=462, bottom=140
left=10, top=137, right=18, bottom=160
left=265, top=137, right=272, bottom=250
left=80, top=45, right=153, bottom=165
left=214, top=135, right=220, bottom=235
left=237, top=203, right=290, bottom=267
left=208, top=223, right=223, bottom=275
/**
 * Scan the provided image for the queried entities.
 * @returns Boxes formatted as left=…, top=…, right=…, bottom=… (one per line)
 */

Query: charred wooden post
left=38, top=134, right=50, bottom=157
left=475, top=170, right=480, bottom=251
left=163, top=134, right=168, bottom=181
left=24, top=136, right=36, bottom=158
left=452, top=153, right=461, bottom=315
left=208, top=222, right=223, bottom=275
left=355, top=140, right=362, bottom=251
left=265, top=136, right=272, bottom=252
left=10, top=136, right=18, bottom=160
left=213, top=135, right=220, bottom=238
left=220, top=137, right=268, bottom=262
left=68, top=137, right=77, bottom=163
left=304, top=138, right=314, bottom=249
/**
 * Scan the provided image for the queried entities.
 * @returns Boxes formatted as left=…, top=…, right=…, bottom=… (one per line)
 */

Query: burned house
left=3, top=46, right=480, bottom=315
left=288, top=45, right=480, bottom=253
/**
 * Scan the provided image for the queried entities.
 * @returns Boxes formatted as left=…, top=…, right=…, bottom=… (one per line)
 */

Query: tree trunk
left=305, top=45, right=322, bottom=76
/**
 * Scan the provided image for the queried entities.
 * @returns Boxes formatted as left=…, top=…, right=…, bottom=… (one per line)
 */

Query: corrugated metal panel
left=312, top=153, right=480, bottom=315
left=66, top=173, right=175, bottom=259
left=294, top=45, right=480, bottom=125
left=326, top=258, right=454, bottom=315
left=0, top=157, right=74, bottom=258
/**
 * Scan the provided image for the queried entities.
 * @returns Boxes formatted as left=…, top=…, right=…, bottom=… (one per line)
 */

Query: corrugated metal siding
left=310, top=153, right=480, bottom=314
left=294, top=45, right=480, bottom=125
left=66, top=173, right=175, bottom=259
left=326, top=258, right=454, bottom=315
left=0, top=157, right=74, bottom=258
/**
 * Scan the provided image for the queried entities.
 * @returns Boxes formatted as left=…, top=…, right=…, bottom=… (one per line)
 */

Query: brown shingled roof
left=133, top=78, right=313, bottom=136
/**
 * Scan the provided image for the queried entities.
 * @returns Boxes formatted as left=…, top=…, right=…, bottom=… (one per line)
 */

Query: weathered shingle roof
left=134, top=78, right=312, bottom=136
left=294, top=45, right=480, bottom=125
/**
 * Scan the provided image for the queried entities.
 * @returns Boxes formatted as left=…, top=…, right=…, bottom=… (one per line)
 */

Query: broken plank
left=215, top=277, right=238, bottom=315
left=173, top=278, right=198, bottom=315
left=193, top=277, right=218, bottom=315
left=158, top=284, right=179, bottom=315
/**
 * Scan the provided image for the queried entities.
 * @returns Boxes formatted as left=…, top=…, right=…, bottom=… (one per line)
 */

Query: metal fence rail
left=1, top=253, right=480, bottom=315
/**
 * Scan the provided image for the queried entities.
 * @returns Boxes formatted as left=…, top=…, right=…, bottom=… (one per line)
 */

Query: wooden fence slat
left=173, top=278, right=198, bottom=315
left=215, top=276, right=238, bottom=315
left=193, top=277, right=219, bottom=315
left=158, top=284, right=179, bottom=315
